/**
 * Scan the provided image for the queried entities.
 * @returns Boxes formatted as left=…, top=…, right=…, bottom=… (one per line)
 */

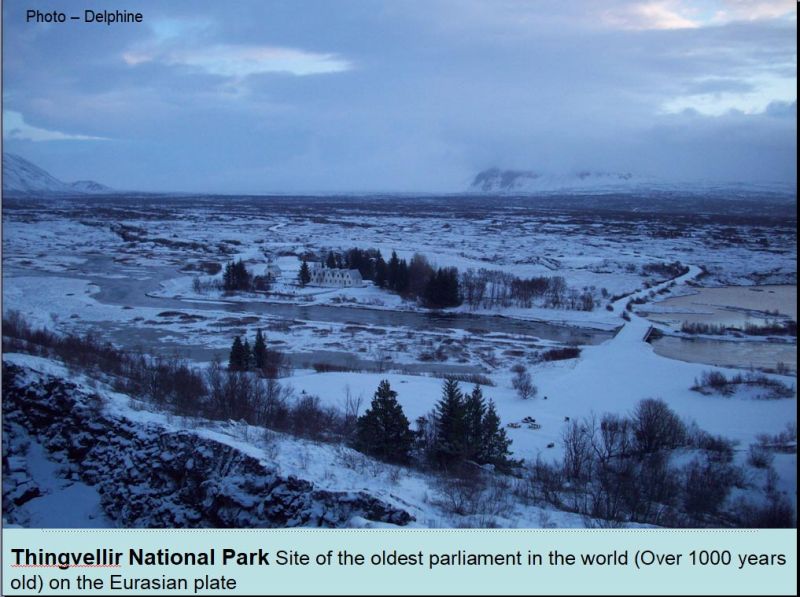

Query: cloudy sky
left=2, top=0, right=796, bottom=192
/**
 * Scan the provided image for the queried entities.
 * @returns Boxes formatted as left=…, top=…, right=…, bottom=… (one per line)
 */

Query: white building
left=309, top=263, right=364, bottom=288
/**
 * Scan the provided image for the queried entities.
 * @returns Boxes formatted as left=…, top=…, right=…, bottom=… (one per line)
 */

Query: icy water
left=4, top=255, right=613, bottom=374
left=48, top=255, right=610, bottom=345
left=91, top=276, right=613, bottom=345
left=642, top=285, right=797, bottom=328
left=645, top=285, right=797, bottom=373
left=652, top=335, right=796, bottom=373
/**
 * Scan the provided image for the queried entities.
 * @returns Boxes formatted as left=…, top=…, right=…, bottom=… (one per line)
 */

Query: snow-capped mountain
left=470, top=168, right=649, bottom=194
left=2, top=153, right=112, bottom=195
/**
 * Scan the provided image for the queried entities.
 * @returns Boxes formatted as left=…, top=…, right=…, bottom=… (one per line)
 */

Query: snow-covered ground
left=2, top=195, right=796, bottom=527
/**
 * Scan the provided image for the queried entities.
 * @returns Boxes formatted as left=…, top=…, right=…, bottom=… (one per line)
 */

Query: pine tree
left=387, top=251, right=400, bottom=290
left=228, top=336, right=248, bottom=371
left=396, top=258, right=410, bottom=293
left=424, top=271, right=441, bottom=307
left=354, top=380, right=414, bottom=463
left=464, top=385, right=487, bottom=461
left=480, top=400, right=515, bottom=472
left=374, top=253, right=387, bottom=287
left=298, top=260, right=311, bottom=286
left=223, top=261, right=235, bottom=291
left=443, top=267, right=461, bottom=307
left=253, top=329, right=266, bottom=371
left=234, top=260, right=251, bottom=290
left=242, top=338, right=252, bottom=370
left=326, top=251, right=337, bottom=268
left=433, top=378, right=468, bottom=466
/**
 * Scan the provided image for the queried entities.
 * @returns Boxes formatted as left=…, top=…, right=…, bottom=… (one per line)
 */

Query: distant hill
left=69, top=180, right=113, bottom=193
left=2, top=153, right=112, bottom=195
left=470, top=168, right=646, bottom=194
left=468, top=167, right=795, bottom=198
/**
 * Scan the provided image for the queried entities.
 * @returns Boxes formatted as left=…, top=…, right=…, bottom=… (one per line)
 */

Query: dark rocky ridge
left=2, top=361, right=413, bottom=527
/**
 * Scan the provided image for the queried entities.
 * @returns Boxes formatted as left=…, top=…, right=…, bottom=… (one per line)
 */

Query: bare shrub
left=512, top=368, right=537, bottom=400
left=692, top=430, right=736, bottom=464
left=433, top=474, right=486, bottom=516
left=732, top=495, right=796, bottom=528
left=540, top=347, right=581, bottom=362
left=562, top=420, right=593, bottom=481
left=632, top=398, right=687, bottom=454
left=748, top=445, right=774, bottom=469
left=682, top=456, right=737, bottom=517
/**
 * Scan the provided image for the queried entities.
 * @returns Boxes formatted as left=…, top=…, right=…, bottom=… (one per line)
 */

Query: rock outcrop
left=2, top=362, right=413, bottom=527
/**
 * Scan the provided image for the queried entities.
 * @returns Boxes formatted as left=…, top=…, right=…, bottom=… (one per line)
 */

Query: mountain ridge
left=468, top=167, right=795, bottom=196
left=2, top=153, right=112, bottom=195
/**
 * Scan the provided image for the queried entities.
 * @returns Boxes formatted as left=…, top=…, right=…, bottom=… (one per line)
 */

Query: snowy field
left=2, top=193, right=796, bottom=527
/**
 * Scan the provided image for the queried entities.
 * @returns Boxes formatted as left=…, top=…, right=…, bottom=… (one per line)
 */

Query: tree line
left=221, top=259, right=271, bottom=292
left=3, top=312, right=792, bottom=527
left=461, top=269, right=596, bottom=311
left=228, top=329, right=287, bottom=378
left=3, top=312, right=514, bottom=474
left=315, top=246, right=597, bottom=311
left=355, top=377, right=516, bottom=473
left=528, top=398, right=793, bottom=527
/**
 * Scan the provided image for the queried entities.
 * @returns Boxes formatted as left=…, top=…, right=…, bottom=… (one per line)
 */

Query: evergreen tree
left=424, top=267, right=461, bottom=308
left=387, top=251, right=400, bottom=290
left=326, top=251, right=337, bottom=268
left=480, top=400, right=515, bottom=472
left=464, top=385, right=487, bottom=461
left=238, top=260, right=251, bottom=289
left=443, top=267, right=461, bottom=306
left=223, top=261, right=235, bottom=291
left=298, top=260, right=311, bottom=286
left=374, top=253, right=387, bottom=287
left=424, top=271, right=441, bottom=307
left=242, top=338, right=252, bottom=370
left=223, top=259, right=252, bottom=291
left=253, top=329, right=267, bottom=371
left=396, top=258, right=410, bottom=293
left=433, top=378, right=468, bottom=466
left=354, top=380, right=414, bottom=464
left=228, top=336, right=248, bottom=371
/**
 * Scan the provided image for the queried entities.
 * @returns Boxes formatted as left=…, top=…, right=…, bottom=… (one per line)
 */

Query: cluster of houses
left=308, top=262, right=363, bottom=288
left=265, top=258, right=364, bottom=288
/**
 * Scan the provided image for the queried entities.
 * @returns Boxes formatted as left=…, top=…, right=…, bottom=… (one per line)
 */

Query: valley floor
left=2, top=194, right=796, bottom=527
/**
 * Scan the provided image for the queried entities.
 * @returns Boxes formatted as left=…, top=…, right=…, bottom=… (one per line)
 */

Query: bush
left=290, top=394, right=339, bottom=439
left=692, top=370, right=795, bottom=400
left=733, top=495, right=796, bottom=528
left=682, top=456, right=736, bottom=517
left=632, top=398, right=687, bottom=454
left=540, top=347, right=581, bottom=362
left=748, top=445, right=775, bottom=469
left=512, top=368, right=537, bottom=400
left=693, top=431, right=735, bottom=464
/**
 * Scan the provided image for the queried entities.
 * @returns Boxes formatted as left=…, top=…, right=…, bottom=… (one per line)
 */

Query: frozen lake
left=643, top=284, right=796, bottom=328
left=645, top=285, right=797, bottom=373
left=651, top=335, right=796, bottom=373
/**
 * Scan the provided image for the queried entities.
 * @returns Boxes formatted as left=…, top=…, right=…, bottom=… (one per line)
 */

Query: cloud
left=602, top=1, right=700, bottom=30
left=2, top=111, right=109, bottom=142
left=1, top=1, right=794, bottom=191
left=600, top=0, right=795, bottom=31
left=661, top=70, right=796, bottom=115
left=124, top=43, right=352, bottom=77
left=714, top=0, right=795, bottom=23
